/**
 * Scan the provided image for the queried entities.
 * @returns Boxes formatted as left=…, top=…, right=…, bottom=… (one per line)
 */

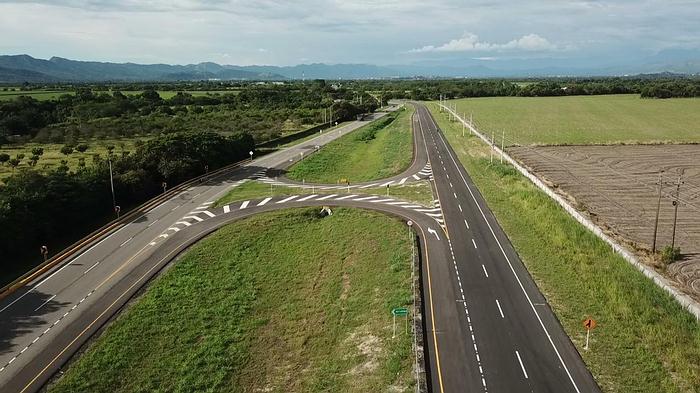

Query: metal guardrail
left=0, top=157, right=251, bottom=302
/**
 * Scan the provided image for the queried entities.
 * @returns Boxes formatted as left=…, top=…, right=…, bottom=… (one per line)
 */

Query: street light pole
left=108, top=158, right=116, bottom=213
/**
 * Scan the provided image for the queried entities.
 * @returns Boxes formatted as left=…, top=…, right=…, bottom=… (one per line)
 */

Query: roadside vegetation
left=49, top=208, right=415, bottom=393
left=215, top=179, right=434, bottom=208
left=287, top=106, right=414, bottom=183
left=445, top=95, right=700, bottom=145
left=428, top=103, right=700, bottom=392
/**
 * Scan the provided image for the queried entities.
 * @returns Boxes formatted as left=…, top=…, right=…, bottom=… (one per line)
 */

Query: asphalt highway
left=0, top=102, right=602, bottom=393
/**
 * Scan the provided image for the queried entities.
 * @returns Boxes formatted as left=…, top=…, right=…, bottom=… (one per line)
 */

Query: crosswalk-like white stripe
left=175, top=221, right=192, bottom=226
left=386, top=201, right=409, bottom=205
left=183, top=215, right=204, bottom=222
left=371, top=198, right=394, bottom=203
left=335, top=194, right=358, bottom=200
left=200, top=210, right=216, bottom=218
left=240, top=201, right=250, bottom=209
left=257, top=197, right=272, bottom=206
left=359, top=183, right=379, bottom=189
left=297, top=194, right=318, bottom=201
left=401, top=205, right=423, bottom=209
left=398, top=177, right=408, bottom=185
left=352, top=196, right=378, bottom=201
left=412, top=174, right=421, bottom=180
left=223, top=205, right=230, bottom=213
left=277, top=195, right=299, bottom=203
left=426, top=213, right=444, bottom=218
left=316, top=194, right=337, bottom=201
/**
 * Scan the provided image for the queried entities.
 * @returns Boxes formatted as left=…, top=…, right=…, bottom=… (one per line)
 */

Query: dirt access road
left=510, top=144, right=700, bottom=302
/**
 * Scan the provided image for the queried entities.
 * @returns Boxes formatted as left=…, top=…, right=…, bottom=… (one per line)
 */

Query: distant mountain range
left=1, top=51, right=699, bottom=83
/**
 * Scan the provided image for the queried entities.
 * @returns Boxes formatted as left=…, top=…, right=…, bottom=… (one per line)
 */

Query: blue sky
left=1, top=0, right=699, bottom=66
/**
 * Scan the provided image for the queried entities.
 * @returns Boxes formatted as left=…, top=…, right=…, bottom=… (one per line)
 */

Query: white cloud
left=410, top=32, right=557, bottom=53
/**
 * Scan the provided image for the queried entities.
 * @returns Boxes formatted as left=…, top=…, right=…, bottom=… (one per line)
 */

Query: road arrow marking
left=428, top=227, right=440, bottom=240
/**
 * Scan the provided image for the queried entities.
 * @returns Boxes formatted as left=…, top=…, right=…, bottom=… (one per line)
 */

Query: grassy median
left=286, top=106, right=414, bottom=183
left=428, top=102, right=700, bottom=393
left=49, top=208, right=415, bottom=393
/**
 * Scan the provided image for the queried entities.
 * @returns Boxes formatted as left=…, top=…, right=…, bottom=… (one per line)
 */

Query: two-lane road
left=413, top=102, right=600, bottom=392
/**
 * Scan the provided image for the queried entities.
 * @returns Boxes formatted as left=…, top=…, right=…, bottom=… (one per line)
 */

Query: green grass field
left=445, top=94, right=700, bottom=145
left=214, top=179, right=434, bottom=208
left=287, top=106, right=414, bottom=183
left=48, top=208, right=415, bottom=393
left=0, top=140, right=140, bottom=182
left=429, top=103, right=700, bottom=392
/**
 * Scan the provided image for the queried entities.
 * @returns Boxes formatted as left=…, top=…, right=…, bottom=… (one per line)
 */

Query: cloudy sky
left=1, top=0, right=698, bottom=66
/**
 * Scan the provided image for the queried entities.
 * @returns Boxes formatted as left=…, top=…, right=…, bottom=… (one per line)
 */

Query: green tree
left=31, top=147, right=44, bottom=157
left=0, top=153, right=9, bottom=165
left=76, top=143, right=89, bottom=153
left=8, top=158, right=20, bottom=170
left=60, top=145, right=74, bottom=156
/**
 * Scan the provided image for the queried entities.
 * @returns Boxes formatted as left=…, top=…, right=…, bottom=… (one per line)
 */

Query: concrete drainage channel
left=411, top=232, right=429, bottom=393
left=439, top=103, right=700, bottom=321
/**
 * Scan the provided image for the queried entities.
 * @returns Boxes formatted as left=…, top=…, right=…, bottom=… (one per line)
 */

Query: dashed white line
left=496, top=299, right=505, bottom=318
left=453, top=192, right=458, bottom=198
left=84, top=261, right=100, bottom=275
left=120, top=237, right=133, bottom=247
left=515, top=350, right=528, bottom=379
left=464, top=219, right=470, bottom=229
left=472, top=238, right=478, bottom=249
left=458, top=205, right=463, bottom=212
left=482, top=264, right=489, bottom=278
left=297, top=194, right=317, bottom=202
left=147, top=220, right=158, bottom=227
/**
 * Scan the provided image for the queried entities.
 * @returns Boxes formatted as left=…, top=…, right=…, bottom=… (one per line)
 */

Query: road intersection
left=0, top=103, right=600, bottom=392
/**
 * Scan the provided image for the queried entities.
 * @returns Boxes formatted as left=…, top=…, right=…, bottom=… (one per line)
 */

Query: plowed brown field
left=510, top=144, right=700, bottom=302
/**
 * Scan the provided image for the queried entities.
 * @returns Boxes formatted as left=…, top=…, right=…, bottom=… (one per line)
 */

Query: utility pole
left=490, top=133, right=495, bottom=164
left=501, top=131, right=505, bottom=164
left=671, top=170, right=685, bottom=250
left=108, top=158, right=116, bottom=214
left=652, top=171, right=664, bottom=253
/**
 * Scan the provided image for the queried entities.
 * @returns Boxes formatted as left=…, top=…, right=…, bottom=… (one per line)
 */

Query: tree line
left=0, top=131, right=254, bottom=284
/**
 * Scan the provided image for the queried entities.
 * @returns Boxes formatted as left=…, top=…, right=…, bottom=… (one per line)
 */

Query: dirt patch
left=510, top=144, right=700, bottom=302
left=345, top=329, right=383, bottom=375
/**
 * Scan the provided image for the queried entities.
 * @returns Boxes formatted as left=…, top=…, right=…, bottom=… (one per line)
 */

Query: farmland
left=49, top=208, right=415, bottom=393
left=446, top=94, right=700, bottom=145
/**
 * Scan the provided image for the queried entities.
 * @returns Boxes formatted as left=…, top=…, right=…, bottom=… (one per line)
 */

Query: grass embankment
left=428, top=103, right=700, bottom=392
left=287, top=106, right=414, bottom=183
left=49, top=208, right=415, bottom=393
left=446, top=94, right=700, bottom=145
left=214, top=179, right=434, bottom=208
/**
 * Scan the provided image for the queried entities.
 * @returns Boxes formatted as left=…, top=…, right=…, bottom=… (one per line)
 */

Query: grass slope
left=447, top=94, right=700, bottom=145
left=428, top=102, right=700, bottom=393
left=49, top=208, right=415, bottom=393
left=287, top=106, right=414, bottom=183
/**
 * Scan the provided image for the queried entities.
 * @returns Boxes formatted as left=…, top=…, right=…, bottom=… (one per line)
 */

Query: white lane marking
left=33, top=295, right=56, bottom=312
left=223, top=205, right=230, bottom=213
left=147, top=220, right=158, bottom=227
left=435, top=115, right=581, bottom=393
left=158, top=234, right=168, bottom=239
left=516, top=351, right=528, bottom=379
left=453, top=192, right=458, bottom=198
left=170, top=205, right=179, bottom=211
left=352, top=196, right=378, bottom=202
left=464, top=219, right=470, bottom=229
left=412, top=174, right=420, bottom=180
left=120, top=237, right=133, bottom=247
left=398, top=177, right=408, bottom=185
left=496, top=299, right=505, bottom=318
left=316, top=194, right=337, bottom=201
left=380, top=181, right=394, bottom=187
left=386, top=201, right=409, bottom=205
left=450, top=182, right=453, bottom=187
left=401, top=204, right=423, bottom=209
left=277, top=195, right=299, bottom=203
left=427, top=228, right=441, bottom=240
left=257, top=197, right=272, bottom=206
left=202, top=201, right=213, bottom=205
left=167, top=227, right=180, bottom=233
left=175, top=221, right=192, bottom=227
left=239, top=201, right=250, bottom=209
left=183, top=215, right=204, bottom=222
left=482, top=264, right=489, bottom=278
left=472, top=239, right=478, bottom=249
left=334, top=194, right=358, bottom=200
left=371, top=198, right=394, bottom=203
left=84, top=261, right=100, bottom=275
left=458, top=205, right=463, bottom=212
left=297, top=194, right=317, bottom=202
left=200, top=210, right=216, bottom=218
left=359, top=183, right=379, bottom=189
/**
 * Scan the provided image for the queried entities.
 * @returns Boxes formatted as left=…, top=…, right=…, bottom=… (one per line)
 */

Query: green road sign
left=392, top=307, right=409, bottom=316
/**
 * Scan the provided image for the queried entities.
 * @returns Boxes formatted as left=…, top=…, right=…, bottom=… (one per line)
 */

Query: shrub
left=660, top=245, right=681, bottom=265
